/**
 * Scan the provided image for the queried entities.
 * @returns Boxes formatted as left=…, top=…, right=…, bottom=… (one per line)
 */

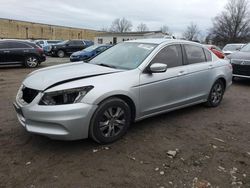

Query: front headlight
left=39, top=86, right=93, bottom=105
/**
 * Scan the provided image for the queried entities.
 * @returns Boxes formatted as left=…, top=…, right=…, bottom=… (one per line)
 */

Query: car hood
left=228, top=51, right=250, bottom=60
left=223, top=50, right=234, bottom=54
left=23, top=62, right=121, bottom=91
left=72, top=51, right=91, bottom=56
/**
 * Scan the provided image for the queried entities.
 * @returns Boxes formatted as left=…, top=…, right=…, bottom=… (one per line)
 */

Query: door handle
left=178, top=70, right=186, bottom=76
left=3, top=51, right=10, bottom=53
left=208, top=64, right=214, bottom=69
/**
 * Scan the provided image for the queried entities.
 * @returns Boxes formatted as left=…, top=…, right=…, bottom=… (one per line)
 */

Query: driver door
left=139, top=44, right=189, bottom=117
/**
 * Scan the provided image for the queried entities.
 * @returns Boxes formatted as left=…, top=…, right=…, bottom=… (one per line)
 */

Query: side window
left=0, top=42, right=8, bottom=49
left=184, top=45, right=206, bottom=64
left=151, top=44, right=183, bottom=68
left=8, top=42, right=30, bottom=49
left=74, top=41, right=83, bottom=46
left=204, top=49, right=212, bottom=62
left=67, top=41, right=75, bottom=46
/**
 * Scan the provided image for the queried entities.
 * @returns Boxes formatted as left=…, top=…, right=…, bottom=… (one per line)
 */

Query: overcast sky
left=0, top=0, right=228, bottom=37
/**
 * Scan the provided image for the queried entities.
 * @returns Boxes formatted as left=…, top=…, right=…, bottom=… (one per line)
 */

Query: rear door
left=74, top=40, right=85, bottom=51
left=182, top=44, right=214, bottom=101
left=0, top=41, right=8, bottom=63
left=66, top=40, right=84, bottom=53
left=0, top=42, right=12, bottom=63
left=8, top=41, right=32, bottom=62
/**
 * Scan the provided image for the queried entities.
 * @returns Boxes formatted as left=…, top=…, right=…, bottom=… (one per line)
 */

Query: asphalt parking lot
left=0, top=57, right=250, bottom=188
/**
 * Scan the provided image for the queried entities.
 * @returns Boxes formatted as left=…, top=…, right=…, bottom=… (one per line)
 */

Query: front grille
left=22, top=87, right=39, bottom=104
left=232, top=64, right=250, bottom=76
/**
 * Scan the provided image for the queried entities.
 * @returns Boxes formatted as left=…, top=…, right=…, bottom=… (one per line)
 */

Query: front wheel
left=57, top=50, right=65, bottom=58
left=89, top=98, right=131, bottom=144
left=205, top=79, right=225, bottom=107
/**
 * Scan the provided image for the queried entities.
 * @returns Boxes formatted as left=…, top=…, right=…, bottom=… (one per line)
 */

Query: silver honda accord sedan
left=14, top=39, right=232, bottom=143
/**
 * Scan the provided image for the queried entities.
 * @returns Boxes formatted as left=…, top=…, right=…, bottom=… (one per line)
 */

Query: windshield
left=57, top=40, right=68, bottom=45
left=47, top=40, right=62, bottom=44
left=240, top=43, right=250, bottom=52
left=83, top=45, right=99, bottom=52
left=89, top=42, right=157, bottom=70
left=223, top=44, right=242, bottom=51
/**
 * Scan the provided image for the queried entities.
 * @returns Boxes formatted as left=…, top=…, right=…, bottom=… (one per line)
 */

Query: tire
left=24, top=56, right=39, bottom=68
left=205, top=79, right=225, bottom=107
left=57, top=50, right=65, bottom=58
left=89, top=98, right=131, bottom=144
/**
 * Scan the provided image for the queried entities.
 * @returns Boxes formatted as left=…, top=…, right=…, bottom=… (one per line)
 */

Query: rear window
left=223, top=44, right=242, bottom=51
left=184, top=44, right=206, bottom=64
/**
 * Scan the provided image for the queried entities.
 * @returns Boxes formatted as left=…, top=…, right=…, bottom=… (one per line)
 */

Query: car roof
left=0, top=39, right=33, bottom=43
left=125, top=38, right=201, bottom=46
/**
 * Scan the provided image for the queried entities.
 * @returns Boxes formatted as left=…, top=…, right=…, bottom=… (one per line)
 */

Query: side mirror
left=148, top=63, right=167, bottom=73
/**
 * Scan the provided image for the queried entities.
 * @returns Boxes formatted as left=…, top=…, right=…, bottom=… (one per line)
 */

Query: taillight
left=36, top=47, right=44, bottom=54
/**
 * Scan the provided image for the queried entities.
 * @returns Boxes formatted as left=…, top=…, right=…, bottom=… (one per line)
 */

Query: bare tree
left=110, top=18, right=133, bottom=32
left=160, top=25, right=170, bottom=34
left=137, top=23, right=149, bottom=32
left=183, top=23, right=200, bottom=41
left=210, top=0, right=250, bottom=45
left=100, top=26, right=109, bottom=32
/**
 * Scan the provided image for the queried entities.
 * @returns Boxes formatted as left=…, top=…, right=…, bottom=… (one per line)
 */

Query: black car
left=0, top=40, right=46, bottom=68
left=48, top=40, right=94, bottom=57
left=228, top=43, right=250, bottom=79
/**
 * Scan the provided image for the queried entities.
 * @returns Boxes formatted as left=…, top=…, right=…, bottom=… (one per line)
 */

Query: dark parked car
left=0, top=40, right=46, bottom=68
left=228, top=43, right=250, bottom=79
left=48, top=40, right=94, bottom=57
left=70, top=44, right=112, bottom=62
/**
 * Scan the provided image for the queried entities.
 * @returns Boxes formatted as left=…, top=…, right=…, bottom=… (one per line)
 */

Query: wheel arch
left=97, top=94, right=137, bottom=122
left=214, top=76, right=227, bottom=90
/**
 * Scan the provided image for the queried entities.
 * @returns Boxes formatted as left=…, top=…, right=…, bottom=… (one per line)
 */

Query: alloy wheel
left=211, top=83, right=223, bottom=104
left=26, top=57, right=38, bottom=67
left=99, top=107, right=126, bottom=138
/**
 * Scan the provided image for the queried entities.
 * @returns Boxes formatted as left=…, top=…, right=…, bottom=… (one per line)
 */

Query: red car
left=205, top=45, right=225, bottom=59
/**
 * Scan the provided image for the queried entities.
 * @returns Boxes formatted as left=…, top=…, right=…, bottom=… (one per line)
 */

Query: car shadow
left=26, top=104, right=205, bottom=151
left=233, top=77, right=250, bottom=86
left=0, top=64, right=24, bottom=69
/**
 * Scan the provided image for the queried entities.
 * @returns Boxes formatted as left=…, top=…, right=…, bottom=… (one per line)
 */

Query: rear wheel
left=24, top=56, right=39, bottom=68
left=205, top=79, right=225, bottom=107
left=89, top=98, right=131, bottom=144
left=57, top=50, right=65, bottom=58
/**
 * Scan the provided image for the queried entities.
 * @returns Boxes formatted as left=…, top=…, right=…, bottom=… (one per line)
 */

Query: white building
left=94, top=31, right=172, bottom=45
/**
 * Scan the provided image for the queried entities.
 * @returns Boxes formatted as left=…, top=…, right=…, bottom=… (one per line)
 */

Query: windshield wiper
left=97, top=63, right=117, bottom=69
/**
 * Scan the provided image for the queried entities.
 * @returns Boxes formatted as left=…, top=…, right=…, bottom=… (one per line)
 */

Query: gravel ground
left=0, top=57, right=250, bottom=188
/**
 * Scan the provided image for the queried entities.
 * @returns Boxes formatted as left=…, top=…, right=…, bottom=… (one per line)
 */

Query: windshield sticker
left=138, top=44, right=154, bottom=50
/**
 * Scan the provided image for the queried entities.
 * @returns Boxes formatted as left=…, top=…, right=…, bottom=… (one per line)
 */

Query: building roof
left=0, top=17, right=98, bottom=32
left=96, top=31, right=165, bottom=37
